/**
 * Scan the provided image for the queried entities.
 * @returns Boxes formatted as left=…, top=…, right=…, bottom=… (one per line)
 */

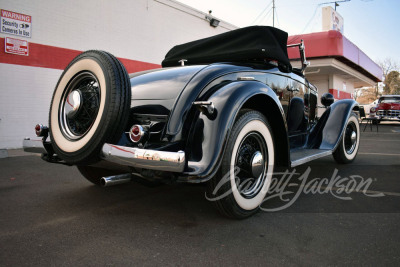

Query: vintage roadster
left=23, top=26, right=360, bottom=218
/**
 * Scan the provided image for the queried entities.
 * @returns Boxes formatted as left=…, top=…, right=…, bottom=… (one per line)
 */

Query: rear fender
left=307, top=99, right=359, bottom=150
left=184, top=80, right=288, bottom=181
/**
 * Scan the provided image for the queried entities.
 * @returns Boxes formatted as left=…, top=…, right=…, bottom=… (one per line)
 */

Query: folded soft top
left=162, top=26, right=292, bottom=71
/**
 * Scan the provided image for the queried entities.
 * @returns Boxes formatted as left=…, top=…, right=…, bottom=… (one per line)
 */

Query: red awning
left=287, top=31, right=382, bottom=82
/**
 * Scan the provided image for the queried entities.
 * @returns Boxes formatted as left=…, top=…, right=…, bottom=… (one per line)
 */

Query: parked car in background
left=376, top=95, right=400, bottom=122
left=22, top=26, right=361, bottom=218
left=359, top=99, right=378, bottom=114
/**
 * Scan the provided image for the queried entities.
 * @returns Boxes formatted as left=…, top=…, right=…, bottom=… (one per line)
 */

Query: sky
left=178, top=0, right=400, bottom=65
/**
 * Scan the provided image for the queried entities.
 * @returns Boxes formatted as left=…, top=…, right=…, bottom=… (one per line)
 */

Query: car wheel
left=49, top=50, right=131, bottom=164
left=207, top=110, right=274, bottom=219
left=333, top=112, right=360, bottom=164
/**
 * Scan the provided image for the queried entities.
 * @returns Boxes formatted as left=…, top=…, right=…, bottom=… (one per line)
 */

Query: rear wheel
left=333, top=112, right=360, bottom=164
left=49, top=50, right=131, bottom=164
left=207, top=111, right=274, bottom=219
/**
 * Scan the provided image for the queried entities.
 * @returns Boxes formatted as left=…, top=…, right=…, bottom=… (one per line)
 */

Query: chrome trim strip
left=237, top=76, right=255, bottom=81
left=377, top=110, right=400, bottom=118
left=101, top=143, right=185, bottom=172
left=290, top=150, right=332, bottom=167
left=23, top=138, right=47, bottom=154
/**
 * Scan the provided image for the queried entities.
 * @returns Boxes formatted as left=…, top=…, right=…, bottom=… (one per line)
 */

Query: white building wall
left=331, top=74, right=355, bottom=96
left=0, top=0, right=237, bottom=149
left=307, top=74, right=356, bottom=117
left=0, top=65, right=62, bottom=147
left=306, top=74, right=328, bottom=116
left=307, top=75, right=329, bottom=99
left=1, top=0, right=235, bottom=64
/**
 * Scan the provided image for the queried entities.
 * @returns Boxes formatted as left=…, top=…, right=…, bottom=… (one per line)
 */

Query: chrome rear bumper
left=101, top=143, right=185, bottom=172
left=23, top=138, right=47, bottom=154
left=22, top=138, right=186, bottom=173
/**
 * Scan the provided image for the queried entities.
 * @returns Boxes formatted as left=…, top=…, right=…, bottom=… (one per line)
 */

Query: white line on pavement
left=358, top=152, right=400, bottom=156
left=361, top=139, right=400, bottom=142
left=362, top=133, right=400, bottom=135
left=294, top=185, right=400, bottom=197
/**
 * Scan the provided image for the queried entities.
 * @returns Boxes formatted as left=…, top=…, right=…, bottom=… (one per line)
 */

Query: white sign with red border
left=1, top=9, right=32, bottom=38
left=5, top=37, right=29, bottom=56
left=322, top=6, right=344, bottom=33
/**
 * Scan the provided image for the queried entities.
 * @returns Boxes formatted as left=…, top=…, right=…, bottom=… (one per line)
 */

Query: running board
left=290, top=149, right=332, bottom=167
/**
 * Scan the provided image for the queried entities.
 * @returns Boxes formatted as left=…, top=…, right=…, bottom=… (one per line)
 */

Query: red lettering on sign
left=1, top=9, right=31, bottom=23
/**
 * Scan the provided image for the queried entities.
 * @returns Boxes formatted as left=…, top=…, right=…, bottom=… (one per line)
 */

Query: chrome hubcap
left=235, top=132, right=268, bottom=199
left=350, top=131, right=356, bottom=143
left=344, top=122, right=357, bottom=154
left=59, top=72, right=101, bottom=140
left=66, top=90, right=82, bottom=119
left=251, top=151, right=264, bottom=178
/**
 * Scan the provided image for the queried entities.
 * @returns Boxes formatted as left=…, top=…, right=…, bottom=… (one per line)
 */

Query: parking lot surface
left=1, top=122, right=399, bottom=266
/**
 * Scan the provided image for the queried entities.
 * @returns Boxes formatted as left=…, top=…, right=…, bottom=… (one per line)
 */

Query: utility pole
left=320, top=0, right=350, bottom=11
left=272, top=0, right=275, bottom=27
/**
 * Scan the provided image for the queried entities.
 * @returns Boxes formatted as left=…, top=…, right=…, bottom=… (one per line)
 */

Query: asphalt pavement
left=1, top=122, right=399, bottom=266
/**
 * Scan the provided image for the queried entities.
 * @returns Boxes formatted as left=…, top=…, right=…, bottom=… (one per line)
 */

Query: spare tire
left=49, top=50, right=131, bottom=164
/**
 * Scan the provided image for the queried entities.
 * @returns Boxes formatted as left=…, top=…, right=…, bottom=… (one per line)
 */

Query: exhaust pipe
left=100, top=173, right=132, bottom=187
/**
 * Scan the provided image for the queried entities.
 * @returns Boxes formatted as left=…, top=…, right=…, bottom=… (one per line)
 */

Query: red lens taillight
left=132, top=127, right=140, bottom=135
left=129, top=125, right=145, bottom=143
left=35, top=124, right=48, bottom=137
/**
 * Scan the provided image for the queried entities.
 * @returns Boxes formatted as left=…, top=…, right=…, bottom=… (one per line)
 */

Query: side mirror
left=321, top=93, right=334, bottom=107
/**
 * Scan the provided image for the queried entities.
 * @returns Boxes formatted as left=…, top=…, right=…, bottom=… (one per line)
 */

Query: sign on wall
left=322, top=6, right=344, bottom=33
left=5, top=37, right=29, bottom=56
left=0, top=9, right=32, bottom=38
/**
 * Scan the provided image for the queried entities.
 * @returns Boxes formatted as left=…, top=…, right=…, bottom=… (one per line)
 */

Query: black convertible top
left=162, top=26, right=292, bottom=71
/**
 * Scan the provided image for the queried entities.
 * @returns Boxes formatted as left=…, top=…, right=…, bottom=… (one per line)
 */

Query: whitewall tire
left=49, top=51, right=131, bottom=164
left=207, top=110, right=274, bottom=219
left=333, top=112, right=360, bottom=164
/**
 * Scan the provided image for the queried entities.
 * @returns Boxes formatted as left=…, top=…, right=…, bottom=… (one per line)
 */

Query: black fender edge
left=307, top=99, right=359, bottom=151
left=182, top=80, right=289, bottom=183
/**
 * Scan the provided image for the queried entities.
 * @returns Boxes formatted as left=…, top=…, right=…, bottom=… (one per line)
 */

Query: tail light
left=35, top=124, right=48, bottom=137
left=129, top=125, right=145, bottom=143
